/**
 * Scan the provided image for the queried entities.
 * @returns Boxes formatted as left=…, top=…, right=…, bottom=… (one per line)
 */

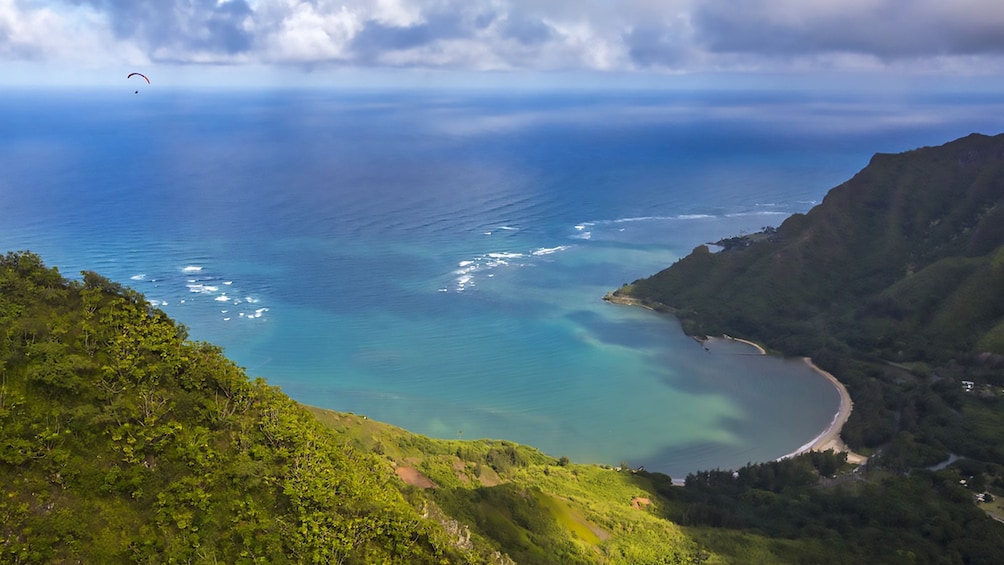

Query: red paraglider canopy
left=127, top=72, right=150, bottom=84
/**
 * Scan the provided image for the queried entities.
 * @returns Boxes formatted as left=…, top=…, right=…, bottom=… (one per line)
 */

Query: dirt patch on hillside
left=395, top=466, right=436, bottom=489
left=631, top=497, right=651, bottom=509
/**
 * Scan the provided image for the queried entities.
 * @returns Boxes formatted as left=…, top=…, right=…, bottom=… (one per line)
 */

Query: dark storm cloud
left=500, top=14, right=557, bottom=46
left=692, top=0, right=1004, bottom=60
left=349, top=11, right=473, bottom=62
left=348, top=5, right=557, bottom=64
left=69, top=0, right=253, bottom=58
left=623, top=25, right=690, bottom=68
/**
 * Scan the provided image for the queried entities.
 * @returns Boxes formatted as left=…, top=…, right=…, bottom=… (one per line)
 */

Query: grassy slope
left=307, top=406, right=755, bottom=564
left=0, top=253, right=471, bottom=564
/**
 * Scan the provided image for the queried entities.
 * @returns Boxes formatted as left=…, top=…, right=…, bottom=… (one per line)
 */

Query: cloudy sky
left=4, top=0, right=1004, bottom=87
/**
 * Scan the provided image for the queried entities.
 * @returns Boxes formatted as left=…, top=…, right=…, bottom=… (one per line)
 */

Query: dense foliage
left=310, top=408, right=713, bottom=564
left=0, top=251, right=472, bottom=564
left=610, top=133, right=1004, bottom=561
left=614, top=133, right=1004, bottom=454
left=620, top=133, right=1004, bottom=368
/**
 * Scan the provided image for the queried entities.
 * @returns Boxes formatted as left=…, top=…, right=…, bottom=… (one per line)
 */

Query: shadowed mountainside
left=615, top=132, right=1004, bottom=367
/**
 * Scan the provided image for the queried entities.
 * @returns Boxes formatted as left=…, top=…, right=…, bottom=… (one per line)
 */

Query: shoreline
left=721, top=334, right=767, bottom=355
left=788, top=357, right=867, bottom=464
left=606, top=293, right=866, bottom=466
left=716, top=335, right=865, bottom=464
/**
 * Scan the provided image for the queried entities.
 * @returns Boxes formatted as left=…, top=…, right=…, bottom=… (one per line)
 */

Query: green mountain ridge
left=616, top=133, right=1004, bottom=366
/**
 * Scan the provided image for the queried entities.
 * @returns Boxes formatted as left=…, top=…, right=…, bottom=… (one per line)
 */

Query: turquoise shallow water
left=3, top=88, right=1003, bottom=477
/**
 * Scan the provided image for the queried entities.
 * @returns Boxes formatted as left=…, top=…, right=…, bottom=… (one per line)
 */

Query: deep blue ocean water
left=3, top=87, right=1003, bottom=478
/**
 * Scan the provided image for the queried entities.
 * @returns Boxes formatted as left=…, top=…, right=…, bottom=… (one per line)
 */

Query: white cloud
left=2, top=0, right=1004, bottom=81
left=259, top=2, right=362, bottom=62
left=0, top=0, right=130, bottom=63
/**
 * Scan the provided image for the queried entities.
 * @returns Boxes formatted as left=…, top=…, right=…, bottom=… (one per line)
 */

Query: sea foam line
left=448, top=244, right=574, bottom=292
left=531, top=245, right=570, bottom=256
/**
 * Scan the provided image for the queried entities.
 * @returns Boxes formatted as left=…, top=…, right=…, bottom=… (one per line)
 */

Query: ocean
left=2, top=86, right=1002, bottom=478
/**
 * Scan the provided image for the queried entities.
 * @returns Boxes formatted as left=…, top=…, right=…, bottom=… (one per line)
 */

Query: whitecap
left=214, top=294, right=229, bottom=302
left=724, top=211, right=788, bottom=218
left=458, top=260, right=475, bottom=267
left=611, top=215, right=659, bottom=223
left=571, top=231, right=592, bottom=240
left=488, top=252, right=524, bottom=259
left=531, top=245, right=570, bottom=256
left=223, top=281, right=233, bottom=286
left=186, top=283, right=219, bottom=294
left=497, top=226, right=519, bottom=231
left=130, top=274, right=146, bottom=281
left=223, top=317, right=231, bottom=321
left=182, top=266, right=203, bottom=273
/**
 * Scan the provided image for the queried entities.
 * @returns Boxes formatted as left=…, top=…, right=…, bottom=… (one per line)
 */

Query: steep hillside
left=616, top=132, right=1004, bottom=365
left=612, top=132, right=1004, bottom=463
left=0, top=251, right=474, bottom=563
left=0, top=250, right=723, bottom=564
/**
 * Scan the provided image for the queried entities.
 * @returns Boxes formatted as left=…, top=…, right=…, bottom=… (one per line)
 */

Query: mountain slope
left=615, top=133, right=1004, bottom=365
left=0, top=251, right=472, bottom=563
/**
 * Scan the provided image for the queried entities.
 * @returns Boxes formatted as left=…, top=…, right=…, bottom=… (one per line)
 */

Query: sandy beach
left=797, top=357, right=867, bottom=464
left=722, top=335, right=767, bottom=355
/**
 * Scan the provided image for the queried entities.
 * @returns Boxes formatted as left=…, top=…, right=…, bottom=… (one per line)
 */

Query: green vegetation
left=0, top=251, right=470, bottom=563
left=612, top=132, right=1004, bottom=561
left=6, top=133, right=1004, bottom=563
left=308, top=408, right=712, bottom=564
left=0, top=250, right=730, bottom=564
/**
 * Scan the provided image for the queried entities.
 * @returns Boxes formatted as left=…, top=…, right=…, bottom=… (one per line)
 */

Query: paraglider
left=128, top=72, right=150, bottom=94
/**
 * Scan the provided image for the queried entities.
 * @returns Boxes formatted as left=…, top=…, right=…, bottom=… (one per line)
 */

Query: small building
left=962, top=380, right=975, bottom=392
